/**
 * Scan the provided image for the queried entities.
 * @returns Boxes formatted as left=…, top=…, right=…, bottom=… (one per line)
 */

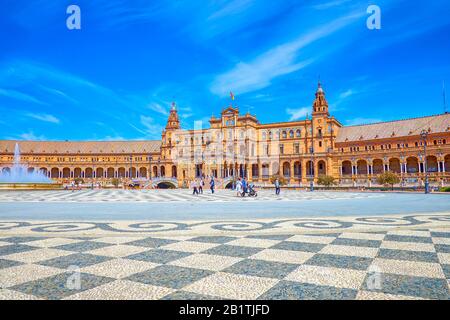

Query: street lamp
left=148, top=155, right=153, bottom=180
left=310, top=146, right=314, bottom=192
left=420, top=130, right=429, bottom=194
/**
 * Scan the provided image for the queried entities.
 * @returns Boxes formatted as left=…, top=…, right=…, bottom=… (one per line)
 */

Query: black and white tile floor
left=1, top=229, right=449, bottom=300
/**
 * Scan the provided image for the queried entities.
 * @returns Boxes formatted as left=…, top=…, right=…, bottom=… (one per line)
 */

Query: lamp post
left=420, top=130, right=429, bottom=194
left=148, top=155, right=152, bottom=180
left=310, top=145, right=314, bottom=192
left=129, top=154, right=133, bottom=181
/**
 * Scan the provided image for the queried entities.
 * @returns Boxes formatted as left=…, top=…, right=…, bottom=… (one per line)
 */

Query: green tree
left=74, top=178, right=84, bottom=185
left=111, top=178, right=120, bottom=188
left=270, top=175, right=287, bottom=186
left=317, top=175, right=336, bottom=188
left=376, top=172, right=400, bottom=190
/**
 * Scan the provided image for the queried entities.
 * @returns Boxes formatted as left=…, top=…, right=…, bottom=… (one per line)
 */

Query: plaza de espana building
left=1, top=83, right=449, bottom=188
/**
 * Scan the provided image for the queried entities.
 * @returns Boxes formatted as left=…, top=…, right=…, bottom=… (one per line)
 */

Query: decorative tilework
left=377, top=248, right=439, bottom=263
left=223, top=259, right=298, bottom=279
left=169, top=253, right=242, bottom=272
left=320, top=244, right=379, bottom=258
left=305, top=253, right=373, bottom=271
left=371, top=258, right=445, bottom=278
left=331, top=238, right=381, bottom=248
left=85, top=245, right=148, bottom=258
left=0, top=244, right=37, bottom=256
left=286, top=235, right=336, bottom=244
left=435, top=244, right=450, bottom=253
left=204, top=245, right=262, bottom=258
left=249, top=249, right=314, bottom=264
left=185, top=272, right=278, bottom=300
left=125, top=265, right=213, bottom=289
left=125, top=249, right=191, bottom=264
left=125, top=237, right=178, bottom=248
left=11, top=272, right=114, bottom=300
left=80, top=258, right=158, bottom=278
left=54, top=241, right=113, bottom=252
left=258, top=281, right=358, bottom=300
left=64, top=280, right=174, bottom=300
left=38, top=253, right=112, bottom=269
left=384, top=235, right=433, bottom=244
left=285, top=265, right=367, bottom=289
left=1, top=227, right=450, bottom=300
left=190, top=236, right=237, bottom=244
left=3, top=248, right=72, bottom=264
left=0, top=264, right=62, bottom=288
left=271, top=241, right=326, bottom=253
left=0, top=258, right=23, bottom=270
left=361, top=273, right=450, bottom=300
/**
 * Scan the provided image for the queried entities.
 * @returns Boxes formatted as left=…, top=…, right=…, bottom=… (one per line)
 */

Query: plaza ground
left=0, top=189, right=449, bottom=220
left=0, top=190, right=449, bottom=300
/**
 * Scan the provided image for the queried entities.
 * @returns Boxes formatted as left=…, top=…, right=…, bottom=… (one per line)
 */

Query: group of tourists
left=191, top=177, right=216, bottom=195
left=190, top=177, right=282, bottom=197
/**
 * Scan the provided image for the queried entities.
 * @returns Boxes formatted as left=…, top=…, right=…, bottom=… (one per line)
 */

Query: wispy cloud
left=8, top=131, right=47, bottom=141
left=0, top=88, right=48, bottom=105
left=339, top=89, right=355, bottom=99
left=147, top=102, right=168, bottom=116
left=128, top=116, right=164, bottom=139
left=25, top=112, right=60, bottom=124
left=312, top=0, right=353, bottom=10
left=286, top=106, right=310, bottom=121
left=210, top=12, right=363, bottom=96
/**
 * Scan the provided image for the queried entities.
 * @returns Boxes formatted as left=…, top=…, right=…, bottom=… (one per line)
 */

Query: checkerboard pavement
left=1, top=229, right=449, bottom=300
left=0, top=189, right=381, bottom=203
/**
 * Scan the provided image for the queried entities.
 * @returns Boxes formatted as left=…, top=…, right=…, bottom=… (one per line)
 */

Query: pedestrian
left=192, top=180, right=199, bottom=195
left=242, top=177, right=247, bottom=196
left=274, top=178, right=281, bottom=195
left=199, top=178, right=204, bottom=194
left=210, top=177, right=215, bottom=194
left=236, top=178, right=243, bottom=197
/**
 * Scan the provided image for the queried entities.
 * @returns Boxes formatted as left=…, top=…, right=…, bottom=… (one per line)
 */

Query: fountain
left=0, top=143, right=62, bottom=190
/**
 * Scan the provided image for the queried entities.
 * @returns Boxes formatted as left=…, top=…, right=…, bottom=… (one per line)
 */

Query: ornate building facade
left=1, top=83, right=449, bottom=188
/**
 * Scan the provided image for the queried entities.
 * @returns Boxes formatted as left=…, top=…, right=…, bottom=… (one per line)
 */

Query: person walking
left=199, top=178, right=204, bottom=194
left=192, top=180, right=199, bottom=195
left=236, top=178, right=243, bottom=197
left=210, top=177, right=215, bottom=194
left=274, top=178, right=281, bottom=195
left=242, top=177, right=247, bottom=196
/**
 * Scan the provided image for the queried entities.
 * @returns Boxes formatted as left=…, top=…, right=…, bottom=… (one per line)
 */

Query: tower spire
left=312, top=80, right=328, bottom=115
left=165, top=101, right=180, bottom=130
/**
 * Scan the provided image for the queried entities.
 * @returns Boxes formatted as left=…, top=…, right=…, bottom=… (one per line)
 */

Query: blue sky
left=0, top=0, right=449, bottom=141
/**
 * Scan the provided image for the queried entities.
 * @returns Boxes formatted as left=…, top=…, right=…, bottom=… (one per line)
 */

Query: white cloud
left=345, top=118, right=382, bottom=126
left=10, top=131, right=47, bottom=141
left=208, top=0, right=255, bottom=20
left=25, top=112, right=60, bottom=124
left=286, top=107, right=310, bottom=121
left=210, top=12, right=363, bottom=96
left=129, top=115, right=164, bottom=138
left=312, top=0, right=352, bottom=10
left=339, top=89, right=354, bottom=99
left=0, top=88, right=48, bottom=105
left=147, top=102, right=169, bottom=116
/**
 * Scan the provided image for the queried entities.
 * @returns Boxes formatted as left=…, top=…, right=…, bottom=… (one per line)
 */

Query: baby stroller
left=247, top=183, right=258, bottom=197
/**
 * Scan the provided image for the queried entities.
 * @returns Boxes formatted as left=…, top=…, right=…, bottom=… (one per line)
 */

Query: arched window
left=289, top=130, right=294, bottom=138
left=282, top=131, right=287, bottom=139
left=296, top=129, right=301, bottom=137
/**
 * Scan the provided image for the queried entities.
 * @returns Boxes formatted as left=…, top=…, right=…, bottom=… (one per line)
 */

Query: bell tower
left=312, top=81, right=329, bottom=116
left=165, top=102, right=180, bottom=130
